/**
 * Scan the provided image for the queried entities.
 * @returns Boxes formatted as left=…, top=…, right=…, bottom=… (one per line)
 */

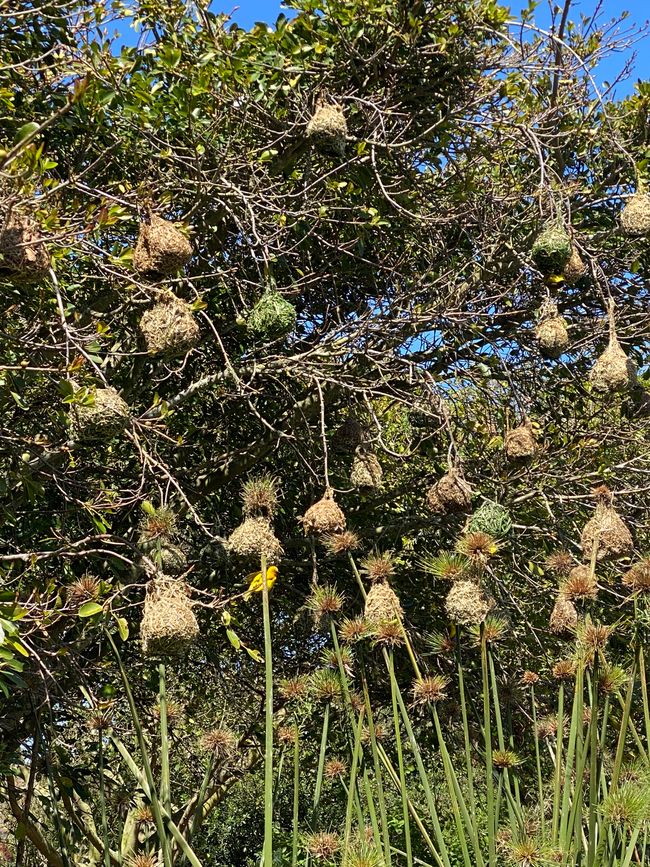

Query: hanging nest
left=531, top=225, right=572, bottom=275
left=467, top=501, right=512, bottom=538
left=580, top=487, right=633, bottom=562
left=247, top=290, right=296, bottom=340
left=589, top=301, right=636, bottom=395
left=0, top=213, right=50, bottom=283
left=133, top=214, right=193, bottom=276
left=445, top=579, right=492, bottom=626
left=139, top=293, right=200, bottom=356
left=332, top=416, right=364, bottom=454
left=70, top=386, right=130, bottom=441
left=620, top=192, right=650, bottom=237
left=140, top=576, right=199, bottom=657
left=549, top=595, right=577, bottom=635
left=535, top=302, right=569, bottom=359
left=426, top=467, right=472, bottom=514
left=364, top=581, right=403, bottom=626
left=138, top=535, right=188, bottom=576
left=504, top=421, right=536, bottom=461
left=563, top=248, right=587, bottom=285
left=350, top=448, right=382, bottom=490
left=226, top=517, right=283, bottom=563
left=306, top=103, right=348, bottom=156
left=301, top=488, right=346, bottom=536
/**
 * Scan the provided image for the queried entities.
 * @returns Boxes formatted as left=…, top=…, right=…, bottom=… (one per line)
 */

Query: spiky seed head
left=361, top=721, right=386, bottom=744
left=601, top=782, right=650, bottom=827
left=361, top=552, right=395, bottom=583
left=310, top=669, right=342, bottom=702
left=623, top=559, right=650, bottom=592
left=152, top=700, right=183, bottom=725
left=549, top=596, right=577, bottom=635
left=127, top=855, right=159, bottom=867
left=493, top=749, right=522, bottom=770
left=321, top=646, right=354, bottom=677
left=349, top=691, right=365, bottom=714
left=241, top=475, right=279, bottom=519
left=411, top=675, right=449, bottom=706
left=86, top=708, right=113, bottom=731
left=420, top=551, right=469, bottom=581
left=67, top=574, right=101, bottom=605
left=578, top=618, right=610, bottom=657
left=582, top=706, right=593, bottom=726
left=598, top=665, right=628, bottom=695
left=456, top=531, right=499, bottom=564
left=507, top=836, right=549, bottom=867
left=324, top=757, right=347, bottom=779
left=560, top=565, right=598, bottom=601
left=133, top=805, right=155, bottom=825
left=307, top=584, right=345, bottom=624
left=277, top=725, right=297, bottom=745
left=372, top=619, right=405, bottom=647
left=200, top=728, right=236, bottom=759
left=279, top=675, right=310, bottom=702
left=305, top=831, right=340, bottom=861
left=323, top=530, right=361, bottom=555
left=339, top=616, right=370, bottom=644
left=545, top=550, right=575, bottom=578
left=482, top=615, right=508, bottom=643
left=535, top=716, right=558, bottom=739
left=520, top=671, right=540, bottom=686
left=552, top=659, right=577, bottom=680
left=341, top=840, right=384, bottom=867
left=427, top=630, right=456, bottom=655
left=139, top=505, right=178, bottom=541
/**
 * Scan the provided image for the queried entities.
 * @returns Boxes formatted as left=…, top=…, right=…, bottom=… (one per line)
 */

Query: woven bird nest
left=0, top=214, right=49, bottom=283
left=133, top=214, right=192, bottom=276
left=589, top=301, right=636, bottom=395
left=426, top=468, right=472, bottom=514
left=350, top=448, right=382, bottom=490
left=563, top=248, right=587, bottom=284
left=247, top=290, right=296, bottom=340
left=549, top=596, right=577, bottom=635
left=140, top=576, right=199, bottom=656
left=71, top=386, right=130, bottom=441
left=467, top=501, right=512, bottom=538
left=306, top=103, right=348, bottom=156
left=332, top=416, right=364, bottom=453
left=620, top=192, right=650, bottom=237
left=364, top=581, right=403, bottom=626
left=301, top=488, right=346, bottom=536
left=226, top=517, right=283, bottom=563
left=138, top=535, right=188, bottom=575
left=139, top=293, right=200, bottom=356
left=445, top=579, right=492, bottom=626
left=535, top=302, right=569, bottom=359
left=580, top=488, right=633, bottom=562
left=531, top=225, right=572, bottom=275
left=504, top=421, right=536, bottom=460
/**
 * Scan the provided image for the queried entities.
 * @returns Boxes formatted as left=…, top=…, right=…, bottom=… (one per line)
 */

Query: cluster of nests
left=547, top=484, right=635, bottom=636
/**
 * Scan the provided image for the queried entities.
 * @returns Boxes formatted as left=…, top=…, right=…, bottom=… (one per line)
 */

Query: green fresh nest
left=531, top=225, right=572, bottom=274
left=247, top=290, right=297, bottom=340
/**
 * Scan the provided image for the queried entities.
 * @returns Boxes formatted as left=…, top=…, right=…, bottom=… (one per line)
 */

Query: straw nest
left=71, top=386, right=130, bottom=441
left=563, top=248, right=587, bottom=284
left=364, top=581, right=403, bottom=626
left=504, top=421, right=536, bottom=460
left=531, top=225, right=572, bottom=275
left=426, top=468, right=472, bottom=514
left=589, top=303, right=636, bottom=395
left=535, top=303, right=569, bottom=359
left=133, top=214, right=192, bottom=276
left=445, top=579, right=492, bottom=626
left=306, top=103, right=348, bottom=156
left=350, top=448, right=382, bottom=490
left=140, top=576, right=199, bottom=657
left=247, top=290, right=296, bottom=340
left=139, top=293, right=200, bottom=356
left=580, top=500, right=633, bottom=563
left=301, top=488, right=346, bottom=535
left=620, top=192, right=650, bottom=237
left=549, top=596, right=577, bottom=635
left=0, top=214, right=50, bottom=283
left=332, top=416, right=364, bottom=453
left=226, top=517, right=283, bottom=563
left=467, top=501, right=512, bottom=538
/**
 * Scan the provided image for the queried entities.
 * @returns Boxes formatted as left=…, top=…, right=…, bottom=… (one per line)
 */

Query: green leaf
left=245, top=645, right=263, bottom=664
left=15, top=121, right=40, bottom=143
left=78, top=602, right=103, bottom=618
left=226, top=628, right=241, bottom=651
left=116, top=617, right=129, bottom=641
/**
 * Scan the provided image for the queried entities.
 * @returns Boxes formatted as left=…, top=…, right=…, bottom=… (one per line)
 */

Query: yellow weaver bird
left=243, top=565, right=278, bottom=601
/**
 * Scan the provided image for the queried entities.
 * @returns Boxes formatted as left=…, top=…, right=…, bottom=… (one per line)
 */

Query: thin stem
left=481, top=626, right=496, bottom=867
left=292, top=722, right=300, bottom=867
left=389, top=650, right=412, bottom=867
left=261, top=554, right=274, bottom=867
left=312, top=702, right=330, bottom=817
left=159, top=664, right=171, bottom=818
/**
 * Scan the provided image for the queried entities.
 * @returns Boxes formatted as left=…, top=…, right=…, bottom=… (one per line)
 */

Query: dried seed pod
left=531, top=225, right=572, bottom=275
left=504, top=420, right=536, bottom=460
left=350, top=448, right=382, bottom=490
left=140, top=576, right=199, bottom=656
left=364, top=581, right=403, bottom=626
left=563, top=248, right=587, bottom=284
left=70, top=386, right=130, bottom=441
left=589, top=301, right=636, bottom=395
left=133, top=214, right=193, bottom=276
left=226, top=517, right=283, bottom=563
left=445, top=579, right=492, bottom=626
left=620, top=192, right=650, bottom=237
left=301, top=488, right=346, bottom=536
left=549, top=595, right=578, bottom=635
left=426, top=467, right=472, bottom=514
left=0, top=214, right=49, bottom=283
left=247, top=290, right=297, bottom=340
left=306, top=103, right=348, bottom=156
left=139, top=293, right=200, bottom=356
left=535, top=302, right=569, bottom=359
left=580, top=487, right=633, bottom=562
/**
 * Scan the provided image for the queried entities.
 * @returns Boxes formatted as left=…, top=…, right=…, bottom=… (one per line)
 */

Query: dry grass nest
left=564, top=248, right=587, bottom=284
left=590, top=336, right=636, bottom=395
left=226, top=517, right=283, bottom=563
left=620, top=192, right=650, bottom=237
left=445, top=579, right=493, bottom=626
left=140, top=576, right=199, bottom=657
left=133, top=214, right=192, bottom=276
left=535, top=304, right=569, bottom=359
left=306, top=103, right=348, bottom=155
left=549, top=596, right=577, bottom=635
left=301, top=489, right=346, bottom=536
left=504, top=422, right=536, bottom=460
left=350, top=449, right=383, bottom=489
left=139, top=294, right=200, bottom=356
left=426, top=468, right=472, bottom=514
left=0, top=214, right=50, bottom=283
left=364, top=581, right=403, bottom=626
left=71, top=386, right=130, bottom=441
left=581, top=500, right=633, bottom=562
left=332, top=416, right=364, bottom=453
